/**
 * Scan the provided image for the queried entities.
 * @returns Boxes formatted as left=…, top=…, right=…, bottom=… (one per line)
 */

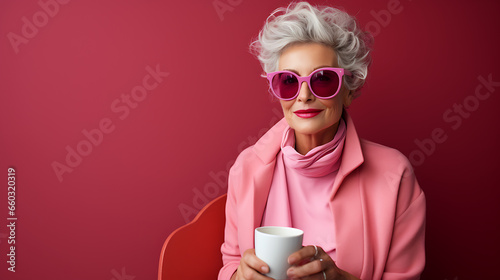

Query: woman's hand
left=286, top=245, right=360, bottom=280
left=231, top=248, right=274, bottom=280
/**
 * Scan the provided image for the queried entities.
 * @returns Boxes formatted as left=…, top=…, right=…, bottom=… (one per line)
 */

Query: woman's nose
left=296, top=81, right=314, bottom=102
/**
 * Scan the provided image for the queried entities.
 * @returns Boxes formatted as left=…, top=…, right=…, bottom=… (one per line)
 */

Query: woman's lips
left=294, top=109, right=323, bottom=118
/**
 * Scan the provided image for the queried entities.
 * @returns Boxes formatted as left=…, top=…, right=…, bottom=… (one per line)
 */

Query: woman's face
left=277, top=43, right=353, bottom=144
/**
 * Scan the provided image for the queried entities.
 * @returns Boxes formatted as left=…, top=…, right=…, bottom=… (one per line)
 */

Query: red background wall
left=1, top=0, right=499, bottom=279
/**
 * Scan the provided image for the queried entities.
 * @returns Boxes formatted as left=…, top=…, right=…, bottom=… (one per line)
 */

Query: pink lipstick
left=294, top=109, right=323, bottom=118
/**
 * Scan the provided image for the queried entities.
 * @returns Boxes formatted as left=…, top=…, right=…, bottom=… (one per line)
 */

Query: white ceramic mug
left=255, top=226, right=304, bottom=280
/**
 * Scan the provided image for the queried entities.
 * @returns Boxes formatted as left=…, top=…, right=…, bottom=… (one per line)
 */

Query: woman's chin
left=292, top=125, right=327, bottom=137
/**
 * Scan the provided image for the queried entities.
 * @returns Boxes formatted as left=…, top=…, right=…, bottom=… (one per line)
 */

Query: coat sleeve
left=382, top=163, right=426, bottom=280
left=218, top=162, right=242, bottom=280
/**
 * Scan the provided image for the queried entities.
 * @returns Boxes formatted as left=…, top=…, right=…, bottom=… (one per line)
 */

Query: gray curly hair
left=250, top=1, right=373, bottom=98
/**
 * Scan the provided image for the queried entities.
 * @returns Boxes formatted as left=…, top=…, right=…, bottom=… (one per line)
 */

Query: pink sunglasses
left=266, top=67, right=352, bottom=100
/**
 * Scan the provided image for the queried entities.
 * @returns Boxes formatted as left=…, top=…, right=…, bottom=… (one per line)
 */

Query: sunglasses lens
left=272, top=73, right=298, bottom=99
left=311, top=70, right=340, bottom=98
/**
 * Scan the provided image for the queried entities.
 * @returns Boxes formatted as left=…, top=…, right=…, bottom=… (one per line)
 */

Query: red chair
left=158, top=194, right=227, bottom=280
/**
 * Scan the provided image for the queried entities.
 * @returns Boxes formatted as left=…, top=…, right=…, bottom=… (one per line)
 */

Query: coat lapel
left=330, top=112, right=365, bottom=278
left=239, top=118, right=288, bottom=252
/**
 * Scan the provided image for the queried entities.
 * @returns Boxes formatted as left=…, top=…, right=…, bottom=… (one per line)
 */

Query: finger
left=288, top=245, right=318, bottom=265
left=241, top=249, right=271, bottom=276
left=287, top=258, right=326, bottom=279
left=237, top=263, right=275, bottom=280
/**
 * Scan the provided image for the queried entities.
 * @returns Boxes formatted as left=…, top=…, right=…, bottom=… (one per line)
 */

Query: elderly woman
left=219, top=2, right=425, bottom=280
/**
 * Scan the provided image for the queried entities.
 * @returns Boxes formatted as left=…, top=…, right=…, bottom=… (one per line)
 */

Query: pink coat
left=219, top=113, right=426, bottom=280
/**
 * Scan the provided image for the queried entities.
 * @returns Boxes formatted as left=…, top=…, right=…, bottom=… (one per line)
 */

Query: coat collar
left=331, top=111, right=364, bottom=199
left=252, top=111, right=364, bottom=178
left=252, top=117, right=288, bottom=165
left=248, top=111, right=365, bottom=229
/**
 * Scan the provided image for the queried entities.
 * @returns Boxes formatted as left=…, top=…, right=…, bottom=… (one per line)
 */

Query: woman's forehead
left=278, top=43, right=338, bottom=73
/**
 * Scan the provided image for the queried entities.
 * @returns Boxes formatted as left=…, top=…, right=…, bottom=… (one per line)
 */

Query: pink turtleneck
left=261, top=118, right=347, bottom=261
